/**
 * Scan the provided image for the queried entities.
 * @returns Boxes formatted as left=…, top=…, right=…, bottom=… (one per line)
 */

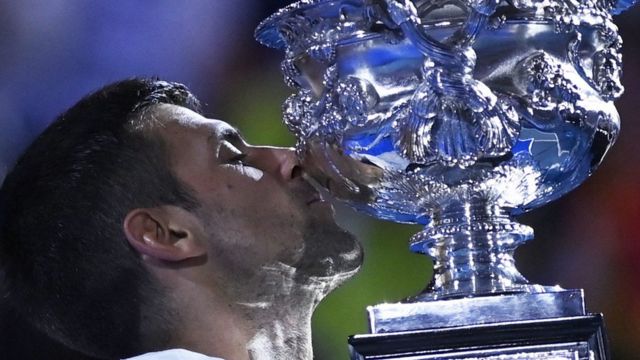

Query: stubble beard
left=291, top=218, right=363, bottom=290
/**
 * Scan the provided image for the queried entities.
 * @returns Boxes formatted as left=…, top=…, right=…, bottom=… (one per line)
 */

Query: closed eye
left=219, top=140, right=247, bottom=165
left=222, top=151, right=264, bottom=181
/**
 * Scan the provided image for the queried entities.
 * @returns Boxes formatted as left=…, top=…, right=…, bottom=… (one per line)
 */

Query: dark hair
left=0, top=78, right=201, bottom=358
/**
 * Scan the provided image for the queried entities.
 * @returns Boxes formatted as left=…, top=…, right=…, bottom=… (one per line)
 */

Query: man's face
left=151, top=104, right=362, bottom=288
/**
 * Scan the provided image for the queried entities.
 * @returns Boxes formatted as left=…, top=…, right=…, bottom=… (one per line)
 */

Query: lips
left=292, top=179, right=324, bottom=206
left=305, top=183, right=326, bottom=205
left=306, top=195, right=323, bottom=205
left=297, top=171, right=327, bottom=206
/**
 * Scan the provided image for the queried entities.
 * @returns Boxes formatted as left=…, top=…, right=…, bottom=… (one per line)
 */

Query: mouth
left=306, top=193, right=327, bottom=206
left=301, top=172, right=329, bottom=206
left=306, top=196, right=322, bottom=205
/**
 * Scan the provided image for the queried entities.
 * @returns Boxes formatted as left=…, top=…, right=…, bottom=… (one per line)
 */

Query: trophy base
left=349, top=290, right=608, bottom=359
left=367, top=289, right=585, bottom=333
left=348, top=314, right=609, bottom=359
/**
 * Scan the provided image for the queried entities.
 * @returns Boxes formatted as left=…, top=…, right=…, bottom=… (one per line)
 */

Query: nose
left=249, top=146, right=300, bottom=182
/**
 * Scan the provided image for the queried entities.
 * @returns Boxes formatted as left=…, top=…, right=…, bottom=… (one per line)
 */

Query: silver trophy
left=256, top=0, right=635, bottom=358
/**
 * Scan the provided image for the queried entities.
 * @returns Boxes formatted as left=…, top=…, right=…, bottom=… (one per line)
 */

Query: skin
left=123, top=104, right=363, bottom=360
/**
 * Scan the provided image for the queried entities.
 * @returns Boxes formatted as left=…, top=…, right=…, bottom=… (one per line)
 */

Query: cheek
left=219, top=174, right=303, bottom=224
left=204, top=180, right=307, bottom=266
left=235, top=194, right=306, bottom=252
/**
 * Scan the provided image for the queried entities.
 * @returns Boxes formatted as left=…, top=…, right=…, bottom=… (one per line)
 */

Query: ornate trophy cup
left=256, top=0, right=636, bottom=358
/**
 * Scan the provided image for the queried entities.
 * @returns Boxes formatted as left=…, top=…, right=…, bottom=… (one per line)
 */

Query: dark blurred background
left=0, top=0, right=638, bottom=358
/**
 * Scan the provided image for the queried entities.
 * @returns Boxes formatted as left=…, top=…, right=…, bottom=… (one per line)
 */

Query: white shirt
left=124, top=349, right=224, bottom=360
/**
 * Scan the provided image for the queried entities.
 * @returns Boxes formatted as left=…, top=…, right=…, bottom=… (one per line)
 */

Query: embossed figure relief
left=258, top=0, right=635, bottom=358
left=257, top=0, right=630, bottom=297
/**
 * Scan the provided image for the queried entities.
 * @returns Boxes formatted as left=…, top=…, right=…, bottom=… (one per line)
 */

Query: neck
left=172, top=262, right=354, bottom=360
left=243, top=284, right=316, bottom=360
left=243, top=263, right=345, bottom=360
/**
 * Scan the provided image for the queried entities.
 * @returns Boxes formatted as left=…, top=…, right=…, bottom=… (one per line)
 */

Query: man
left=0, top=78, right=363, bottom=359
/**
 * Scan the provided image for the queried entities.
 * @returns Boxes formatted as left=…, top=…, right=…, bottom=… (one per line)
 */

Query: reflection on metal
left=368, top=289, right=585, bottom=333
left=256, top=0, right=634, bottom=358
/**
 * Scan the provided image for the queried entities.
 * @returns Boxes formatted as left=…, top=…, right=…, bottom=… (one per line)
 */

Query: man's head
left=0, top=78, right=362, bottom=359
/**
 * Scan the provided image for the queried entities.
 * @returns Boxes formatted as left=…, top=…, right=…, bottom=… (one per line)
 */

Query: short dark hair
left=0, top=78, right=201, bottom=358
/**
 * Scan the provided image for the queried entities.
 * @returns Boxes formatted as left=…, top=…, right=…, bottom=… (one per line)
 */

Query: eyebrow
left=220, top=127, right=244, bottom=144
left=207, top=126, right=244, bottom=145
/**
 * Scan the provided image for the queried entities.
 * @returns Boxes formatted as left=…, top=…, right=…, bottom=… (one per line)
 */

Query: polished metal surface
left=256, top=0, right=636, bottom=335
left=394, top=345, right=593, bottom=359
left=348, top=315, right=607, bottom=360
left=368, top=289, right=585, bottom=333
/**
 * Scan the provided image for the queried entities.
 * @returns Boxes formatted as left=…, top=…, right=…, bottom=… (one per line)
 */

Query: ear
left=123, top=206, right=206, bottom=262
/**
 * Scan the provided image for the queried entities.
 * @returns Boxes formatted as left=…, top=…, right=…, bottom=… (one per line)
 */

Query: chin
left=293, top=223, right=364, bottom=283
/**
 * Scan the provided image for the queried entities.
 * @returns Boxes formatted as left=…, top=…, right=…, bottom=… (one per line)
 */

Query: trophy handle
left=382, top=0, right=462, bottom=69
left=380, top=0, right=498, bottom=70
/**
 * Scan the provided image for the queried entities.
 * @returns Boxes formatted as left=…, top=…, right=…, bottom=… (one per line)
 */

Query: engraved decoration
left=256, top=0, right=635, bottom=327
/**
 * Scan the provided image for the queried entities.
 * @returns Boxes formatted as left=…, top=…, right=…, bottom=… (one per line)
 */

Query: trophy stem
left=410, top=199, right=542, bottom=299
left=367, top=200, right=587, bottom=335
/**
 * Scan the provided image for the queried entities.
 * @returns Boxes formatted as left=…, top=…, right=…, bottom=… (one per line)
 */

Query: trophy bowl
left=256, top=0, right=635, bottom=347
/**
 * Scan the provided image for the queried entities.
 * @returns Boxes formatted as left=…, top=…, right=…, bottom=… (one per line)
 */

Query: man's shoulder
left=124, top=349, right=223, bottom=360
